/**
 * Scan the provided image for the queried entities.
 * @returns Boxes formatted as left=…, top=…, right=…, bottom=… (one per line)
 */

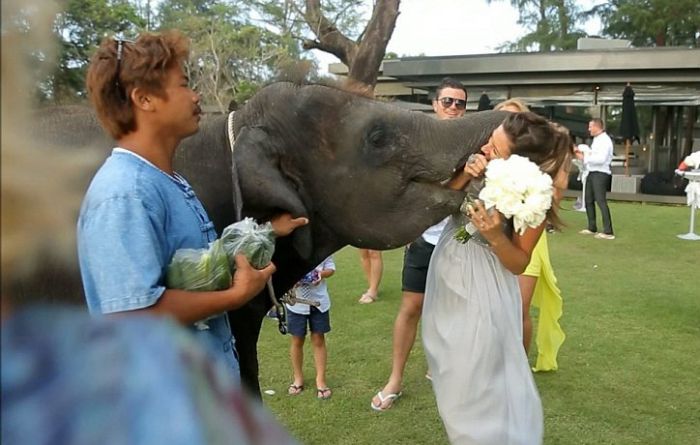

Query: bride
left=422, top=112, right=572, bottom=445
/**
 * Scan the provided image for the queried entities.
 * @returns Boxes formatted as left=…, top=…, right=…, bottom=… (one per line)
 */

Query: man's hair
left=494, top=98, right=529, bottom=113
left=86, top=30, right=190, bottom=139
left=589, top=117, right=605, bottom=129
left=435, top=77, right=467, bottom=100
left=502, top=112, right=573, bottom=228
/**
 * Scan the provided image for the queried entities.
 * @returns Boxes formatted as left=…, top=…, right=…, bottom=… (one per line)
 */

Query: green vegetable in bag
left=166, top=239, right=231, bottom=291
left=220, top=217, right=275, bottom=269
left=166, top=218, right=276, bottom=292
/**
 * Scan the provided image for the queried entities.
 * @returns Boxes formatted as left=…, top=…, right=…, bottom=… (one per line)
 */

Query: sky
left=311, top=0, right=605, bottom=73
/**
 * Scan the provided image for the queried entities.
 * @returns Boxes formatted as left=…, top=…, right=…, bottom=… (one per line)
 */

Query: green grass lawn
left=258, top=200, right=700, bottom=445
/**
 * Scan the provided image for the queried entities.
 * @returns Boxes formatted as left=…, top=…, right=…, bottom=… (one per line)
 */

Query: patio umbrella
left=619, top=84, right=640, bottom=176
left=477, top=93, right=492, bottom=111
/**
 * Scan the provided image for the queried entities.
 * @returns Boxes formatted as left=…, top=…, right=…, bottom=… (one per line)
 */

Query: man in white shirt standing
left=576, top=118, right=615, bottom=240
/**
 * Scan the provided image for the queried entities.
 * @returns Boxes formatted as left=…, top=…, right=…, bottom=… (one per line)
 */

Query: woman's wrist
left=447, top=172, right=472, bottom=190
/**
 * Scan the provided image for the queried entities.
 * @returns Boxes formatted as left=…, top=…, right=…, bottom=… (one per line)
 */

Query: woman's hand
left=463, top=154, right=488, bottom=178
left=468, top=200, right=542, bottom=275
left=448, top=154, right=488, bottom=190
left=467, top=199, right=507, bottom=244
left=270, top=213, right=309, bottom=237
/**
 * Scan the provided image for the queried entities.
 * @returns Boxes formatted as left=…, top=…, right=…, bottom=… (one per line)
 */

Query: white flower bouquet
left=455, top=154, right=554, bottom=243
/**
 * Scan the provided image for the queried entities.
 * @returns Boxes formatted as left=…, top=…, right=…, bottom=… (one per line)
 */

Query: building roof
left=329, top=47, right=700, bottom=106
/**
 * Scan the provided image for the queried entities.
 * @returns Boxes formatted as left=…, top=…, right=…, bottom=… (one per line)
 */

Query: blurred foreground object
left=1, top=308, right=298, bottom=445
left=0, top=2, right=298, bottom=444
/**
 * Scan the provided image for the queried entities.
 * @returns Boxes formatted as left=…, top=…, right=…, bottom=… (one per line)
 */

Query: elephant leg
left=228, top=293, right=270, bottom=399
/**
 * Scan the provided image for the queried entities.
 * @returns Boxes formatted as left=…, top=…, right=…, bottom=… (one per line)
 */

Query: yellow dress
left=522, top=234, right=565, bottom=372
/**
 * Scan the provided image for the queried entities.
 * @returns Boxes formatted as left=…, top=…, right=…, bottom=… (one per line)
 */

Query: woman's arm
left=466, top=200, right=545, bottom=275
left=491, top=224, right=544, bottom=275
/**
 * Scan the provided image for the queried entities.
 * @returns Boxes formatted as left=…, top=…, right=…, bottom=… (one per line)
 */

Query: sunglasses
left=438, top=97, right=467, bottom=110
left=114, top=38, right=135, bottom=102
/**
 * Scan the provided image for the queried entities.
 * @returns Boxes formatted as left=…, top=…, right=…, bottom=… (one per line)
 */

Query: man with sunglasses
left=433, top=78, right=468, bottom=119
left=371, top=78, right=468, bottom=411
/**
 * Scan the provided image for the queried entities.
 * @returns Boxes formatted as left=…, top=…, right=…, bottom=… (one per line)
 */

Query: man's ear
left=129, top=87, right=152, bottom=111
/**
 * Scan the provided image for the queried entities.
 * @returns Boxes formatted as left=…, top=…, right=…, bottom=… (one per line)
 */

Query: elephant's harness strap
left=227, top=112, right=289, bottom=335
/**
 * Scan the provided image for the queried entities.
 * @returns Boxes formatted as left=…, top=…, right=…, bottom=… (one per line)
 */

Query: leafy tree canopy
left=48, top=0, right=144, bottom=102
left=591, top=0, right=700, bottom=47
left=489, top=0, right=587, bottom=52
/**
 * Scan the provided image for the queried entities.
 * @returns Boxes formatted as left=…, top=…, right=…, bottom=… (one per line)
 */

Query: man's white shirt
left=582, top=132, right=614, bottom=175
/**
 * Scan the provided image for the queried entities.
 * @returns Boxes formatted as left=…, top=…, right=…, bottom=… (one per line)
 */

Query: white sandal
left=358, top=292, right=377, bottom=304
left=370, top=390, right=402, bottom=411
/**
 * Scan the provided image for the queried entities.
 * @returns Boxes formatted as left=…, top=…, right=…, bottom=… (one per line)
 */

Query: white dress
left=422, top=211, right=543, bottom=445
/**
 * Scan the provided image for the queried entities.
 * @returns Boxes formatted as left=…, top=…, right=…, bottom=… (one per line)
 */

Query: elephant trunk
left=413, top=110, right=509, bottom=180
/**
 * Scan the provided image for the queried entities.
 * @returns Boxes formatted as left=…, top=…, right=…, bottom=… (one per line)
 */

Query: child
left=286, top=257, right=335, bottom=400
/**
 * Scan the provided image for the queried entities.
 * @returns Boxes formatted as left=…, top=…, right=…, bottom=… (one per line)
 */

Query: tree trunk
left=347, top=0, right=400, bottom=89
left=302, top=0, right=400, bottom=91
left=655, top=30, right=666, bottom=46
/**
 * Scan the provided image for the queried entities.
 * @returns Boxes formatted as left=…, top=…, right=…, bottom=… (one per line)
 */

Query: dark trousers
left=585, top=171, right=614, bottom=235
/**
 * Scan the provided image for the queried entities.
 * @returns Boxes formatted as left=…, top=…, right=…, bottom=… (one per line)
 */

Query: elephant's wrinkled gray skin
left=28, top=82, right=507, bottom=396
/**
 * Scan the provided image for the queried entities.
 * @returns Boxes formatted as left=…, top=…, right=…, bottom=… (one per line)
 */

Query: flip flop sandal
left=288, top=383, right=304, bottom=395
left=370, top=390, right=402, bottom=411
left=358, top=292, right=377, bottom=304
left=316, top=387, right=332, bottom=400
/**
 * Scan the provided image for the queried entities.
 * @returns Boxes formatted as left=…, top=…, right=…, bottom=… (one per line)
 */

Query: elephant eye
left=366, top=124, right=388, bottom=148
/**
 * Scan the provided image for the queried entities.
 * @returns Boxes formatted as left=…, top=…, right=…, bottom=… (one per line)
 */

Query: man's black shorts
left=401, top=236, right=436, bottom=293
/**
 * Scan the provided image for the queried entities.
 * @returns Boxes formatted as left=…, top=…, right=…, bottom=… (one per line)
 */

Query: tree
left=488, top=0, right=587, bottom=52
left=299, top=0, right=400, bottom=89
left=591, top=0, right=700, bottom=47
left=250, top=0, right=399, bottom=89
left=48, top=0, right=144, bottom=103
left=157, top=0, right=316, bottom=110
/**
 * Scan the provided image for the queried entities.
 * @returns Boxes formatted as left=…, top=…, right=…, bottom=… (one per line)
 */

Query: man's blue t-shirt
left=78, top=149, right=238, bottom=378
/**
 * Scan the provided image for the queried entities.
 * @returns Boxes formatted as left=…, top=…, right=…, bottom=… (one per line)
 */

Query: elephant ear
left=234, top=126, right=313, bottom=259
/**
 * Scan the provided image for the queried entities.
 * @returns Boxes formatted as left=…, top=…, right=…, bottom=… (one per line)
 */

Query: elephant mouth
left=408, top=160, right=468, bottom=191
left=403, top=154, right=476, bottom=212
left=406, top=176, right=465, bottom=213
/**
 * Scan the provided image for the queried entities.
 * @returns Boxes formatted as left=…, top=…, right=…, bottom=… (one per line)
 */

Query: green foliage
left=39, top=0, right=371, bottom=109
left=156, top=0, right=253, bottom=111
left=47, top=0, right=144, bottom=103
left=251, top=0, right=366, bottom=39
left=591, top=0, right=700, bottom=47
left=155, top=0, right=326, bottom=111
left=490, top=0, right=587, bottom=52
left=259, top=201, right=699, bottom=444
left=250, top=1, right=368, bottom=62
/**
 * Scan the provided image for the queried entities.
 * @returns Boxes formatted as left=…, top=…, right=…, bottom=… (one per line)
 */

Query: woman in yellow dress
left=496, top=99, right=567, bottom=372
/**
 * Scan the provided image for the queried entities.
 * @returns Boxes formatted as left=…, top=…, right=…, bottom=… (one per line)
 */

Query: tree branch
left=303, top=0, right=358, bottom=65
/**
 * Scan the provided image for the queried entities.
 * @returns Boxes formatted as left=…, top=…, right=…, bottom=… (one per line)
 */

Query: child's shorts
left=287, top=306, right=331, bottom=337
